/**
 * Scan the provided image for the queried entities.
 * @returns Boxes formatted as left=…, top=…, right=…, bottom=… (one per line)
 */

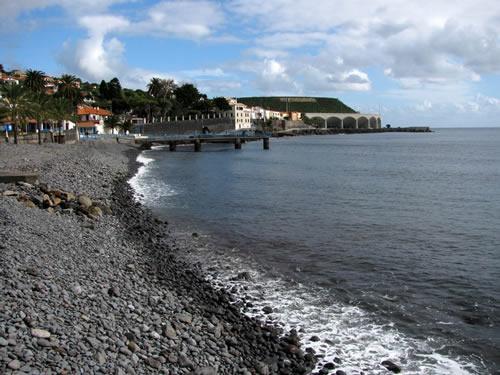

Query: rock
left=381, top=360, right=401, bottom=373
left=163, top=324, right=177, bottom=339
left=150, top=331, right=161, bottom=340
left=323, top=362, right=335, bottom=369
left=176, top=312, right=193, bottom=324
left=146, top=357, right=161, bottom=369
left=88, top=206, right=103, bottom=217
left=108, top=286, right=120, bottom=297
left=78, top=195, right=92, bottom=208
left=192, top=232, right=199, bottom=237
left=262, top=306, right=273, bottom=314
left=167, top=353, right=178, bottom=363
left=336, top=371, right=346, bottom=375
left=8, top=359, right=21, bottom=370
left=2, top=190, right=18, bottom=196
left=96, top=351, right=106, bottom=365
left=72, top=284, right=83, bottom=295
left=17, top=181, right=33, bottom=188
left=64, top=192, right=76, bottom=201
left=23, top=200, right=37, bottom=209
left=127, top=341, right=139, bottom=352
left=255, top=362, right=269, bottom=375
left=37, top=338, right=55, bottom=347
left=310, top=335, right=320, bottom=342
left=178, top=353, right=194, bottom=369
left=31, top=328, right=51, bottom=339
left=235, top=271, right=252, bottom=281
left=53, top=197, right=62, bottom=206
left=194, top=366, right=218, bottom=375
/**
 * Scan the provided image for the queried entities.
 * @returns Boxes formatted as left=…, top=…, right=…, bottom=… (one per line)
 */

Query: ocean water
left=129, top=128, right=500, bottom=374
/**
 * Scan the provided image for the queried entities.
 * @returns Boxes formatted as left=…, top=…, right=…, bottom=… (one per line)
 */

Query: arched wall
left=343, top=116, right=357, bottom=129
left=369, top=117, right=377, bottom=129
left=327, top=116, right=343, bottom=129
left=358, top=117, right=369, bottom=129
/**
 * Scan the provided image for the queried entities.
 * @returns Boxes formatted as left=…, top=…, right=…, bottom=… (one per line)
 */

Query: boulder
left=78, top=195, right=92, bottom=208
left=381, top=360, right=401, bottom=373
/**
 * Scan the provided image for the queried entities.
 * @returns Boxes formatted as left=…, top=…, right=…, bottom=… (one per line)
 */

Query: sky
left=1, top=0, right=500, bottom=127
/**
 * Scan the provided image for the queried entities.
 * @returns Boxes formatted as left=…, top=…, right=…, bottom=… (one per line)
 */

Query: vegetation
left=238, top=96, right=356, bottom=113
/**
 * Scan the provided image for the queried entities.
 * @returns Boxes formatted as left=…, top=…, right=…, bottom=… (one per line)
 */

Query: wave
left=128, top=150, right=179, bottom=203
left=176, top=230, right=485, bottom=375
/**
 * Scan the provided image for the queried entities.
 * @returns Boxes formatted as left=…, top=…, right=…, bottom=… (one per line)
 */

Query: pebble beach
left=0, top=143, right=316, bottom=374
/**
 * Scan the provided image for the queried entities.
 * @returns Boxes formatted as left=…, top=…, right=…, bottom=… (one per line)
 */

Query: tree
left=147, top=77, right=176, bottom=99
left=57, top=74, right=80, bottom=106
left=0, top=83, right=33, bottom=144
left=119, top=119, right=133, bottom=134
left=213, top=97, right=231, bottom=111
left=24, top=69, right=46, bottom=94
left=107, top=77, right=123, bottom=100
left=99, top=80, right=109, bottom=99
left=31, top=93, right=51, bottom=144
left=49, top=97, right=72, bottom=142
left=174, top=83, right=201, bottom=110
left=104, top=115, right=121, bottom=134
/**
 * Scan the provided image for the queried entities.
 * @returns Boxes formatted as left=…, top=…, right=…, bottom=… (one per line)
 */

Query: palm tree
left=24, top=69, right=46, bottom=94
left=0, top=83, right=33, bottom=144
left=49, top=97, right=72, bottom=143
left=57, top=74, right=80, bottom=105
left=31, top=93, right=51, bottom=144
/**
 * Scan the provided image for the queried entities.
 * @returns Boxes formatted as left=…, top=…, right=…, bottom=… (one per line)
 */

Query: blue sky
left=1, top=0, right=500, bottom=127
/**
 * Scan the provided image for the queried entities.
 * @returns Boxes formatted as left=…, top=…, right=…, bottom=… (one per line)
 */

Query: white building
left=225, top=99, right=253, bottom=130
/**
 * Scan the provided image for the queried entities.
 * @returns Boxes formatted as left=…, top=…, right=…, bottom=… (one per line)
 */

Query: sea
left=129, top=128, right=500, bottom=374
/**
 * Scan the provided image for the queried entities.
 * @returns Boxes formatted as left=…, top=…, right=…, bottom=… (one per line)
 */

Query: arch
left=310, top=116, right=327, bottom=128
left=326, top=116, right=342, bottom=129
left=369, top=117, right=377, bottom=129
left=377, top=118, right=381, bottom=128
left=343, top=116, right=357, bottom=129
left=358, top=116, right=369, bottom=129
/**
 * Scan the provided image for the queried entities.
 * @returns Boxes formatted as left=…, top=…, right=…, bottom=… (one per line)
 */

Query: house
left=224, top=99, right=253, bottom=130
left=76, top=105, right=112, bottom=135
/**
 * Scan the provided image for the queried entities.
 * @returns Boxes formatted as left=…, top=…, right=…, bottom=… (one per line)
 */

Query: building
left=224, top=99, right=253, bottom=130
left=76, top=105, right=113, bottom=135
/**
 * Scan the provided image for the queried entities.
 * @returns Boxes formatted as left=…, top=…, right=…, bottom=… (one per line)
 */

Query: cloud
left=137, top=0, right=224, bottom=39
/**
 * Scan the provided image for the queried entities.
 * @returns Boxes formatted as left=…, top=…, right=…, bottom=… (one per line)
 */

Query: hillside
left=237, top=96, right=357, bottom=113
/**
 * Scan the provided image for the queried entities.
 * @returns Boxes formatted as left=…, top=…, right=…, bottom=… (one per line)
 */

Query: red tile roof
left=77, top=106, right=112, bottom=116
left=77, top=121, right=100, bottom=128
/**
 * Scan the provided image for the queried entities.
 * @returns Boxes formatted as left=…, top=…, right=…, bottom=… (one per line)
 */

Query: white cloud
left=137, top=0, right=224, bottom=39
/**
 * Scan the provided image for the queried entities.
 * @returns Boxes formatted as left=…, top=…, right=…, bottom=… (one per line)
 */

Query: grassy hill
left=237, top=96, right=357, bottom=113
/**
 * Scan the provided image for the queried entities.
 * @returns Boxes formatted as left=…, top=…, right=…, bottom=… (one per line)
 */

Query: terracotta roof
left=77, top=106, right=112, bottom=116
left=77, top=121, right=100, bottom=128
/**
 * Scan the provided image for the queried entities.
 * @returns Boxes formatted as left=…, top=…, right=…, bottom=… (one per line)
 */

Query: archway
left=377, top=118, right=382, bottom=128
left=358, top=116, right=369, bottom=129
left=343, top=116, right=356, bottom=129
left=327, top=116, right=342, bottom=129
left=310, top=116, right=327, bottom=128
left=369, top=117, right=377, bottom=129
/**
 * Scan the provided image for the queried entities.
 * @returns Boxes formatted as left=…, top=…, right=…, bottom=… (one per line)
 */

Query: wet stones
left=381, top=360, right=402, bottom=373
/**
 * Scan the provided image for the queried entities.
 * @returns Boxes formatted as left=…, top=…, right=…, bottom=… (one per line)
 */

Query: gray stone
left=8, top=359, right=21, bottom=370
left=176, top=312, right=193, bottom=324
left=0, top=337, right=8, bottom=346
left=31, top=328, right=51, bottom=339
left=78, top=195, right=92, bottom=208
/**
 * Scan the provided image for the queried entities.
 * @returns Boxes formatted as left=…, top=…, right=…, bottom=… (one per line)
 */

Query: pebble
left=8, top=359, right=21, bottom=370
left=31, top=328, right=51, bottom=339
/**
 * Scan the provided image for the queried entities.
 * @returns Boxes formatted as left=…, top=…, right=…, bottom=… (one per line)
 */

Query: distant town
left=0, top=64, right=386, bottom=144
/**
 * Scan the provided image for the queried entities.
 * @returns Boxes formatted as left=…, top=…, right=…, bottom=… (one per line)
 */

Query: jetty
left=136, top=135, right=270, bottom=152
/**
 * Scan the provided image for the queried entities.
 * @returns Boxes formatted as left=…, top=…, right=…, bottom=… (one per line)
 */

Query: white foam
left=128, top=151, right=179, bottom=204
left=177, top=231, right=485, bottom=375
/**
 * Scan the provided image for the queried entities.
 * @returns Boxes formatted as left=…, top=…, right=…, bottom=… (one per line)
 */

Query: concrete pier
left=235, top=138, right=242, bottom=150
left=263, top=138, right=270, bottom=150
left=194, top=139, right=202, bottom=152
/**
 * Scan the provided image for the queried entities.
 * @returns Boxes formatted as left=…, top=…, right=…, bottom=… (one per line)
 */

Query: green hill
left=237, top=96, right=356, bottom=113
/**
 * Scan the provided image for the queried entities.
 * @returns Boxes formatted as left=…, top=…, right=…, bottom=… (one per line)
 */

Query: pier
left=137, top=135, right=270, bottom=152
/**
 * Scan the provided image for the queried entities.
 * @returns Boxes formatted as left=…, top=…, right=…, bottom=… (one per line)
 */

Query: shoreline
left=0, top=143, right=317, bottom=374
